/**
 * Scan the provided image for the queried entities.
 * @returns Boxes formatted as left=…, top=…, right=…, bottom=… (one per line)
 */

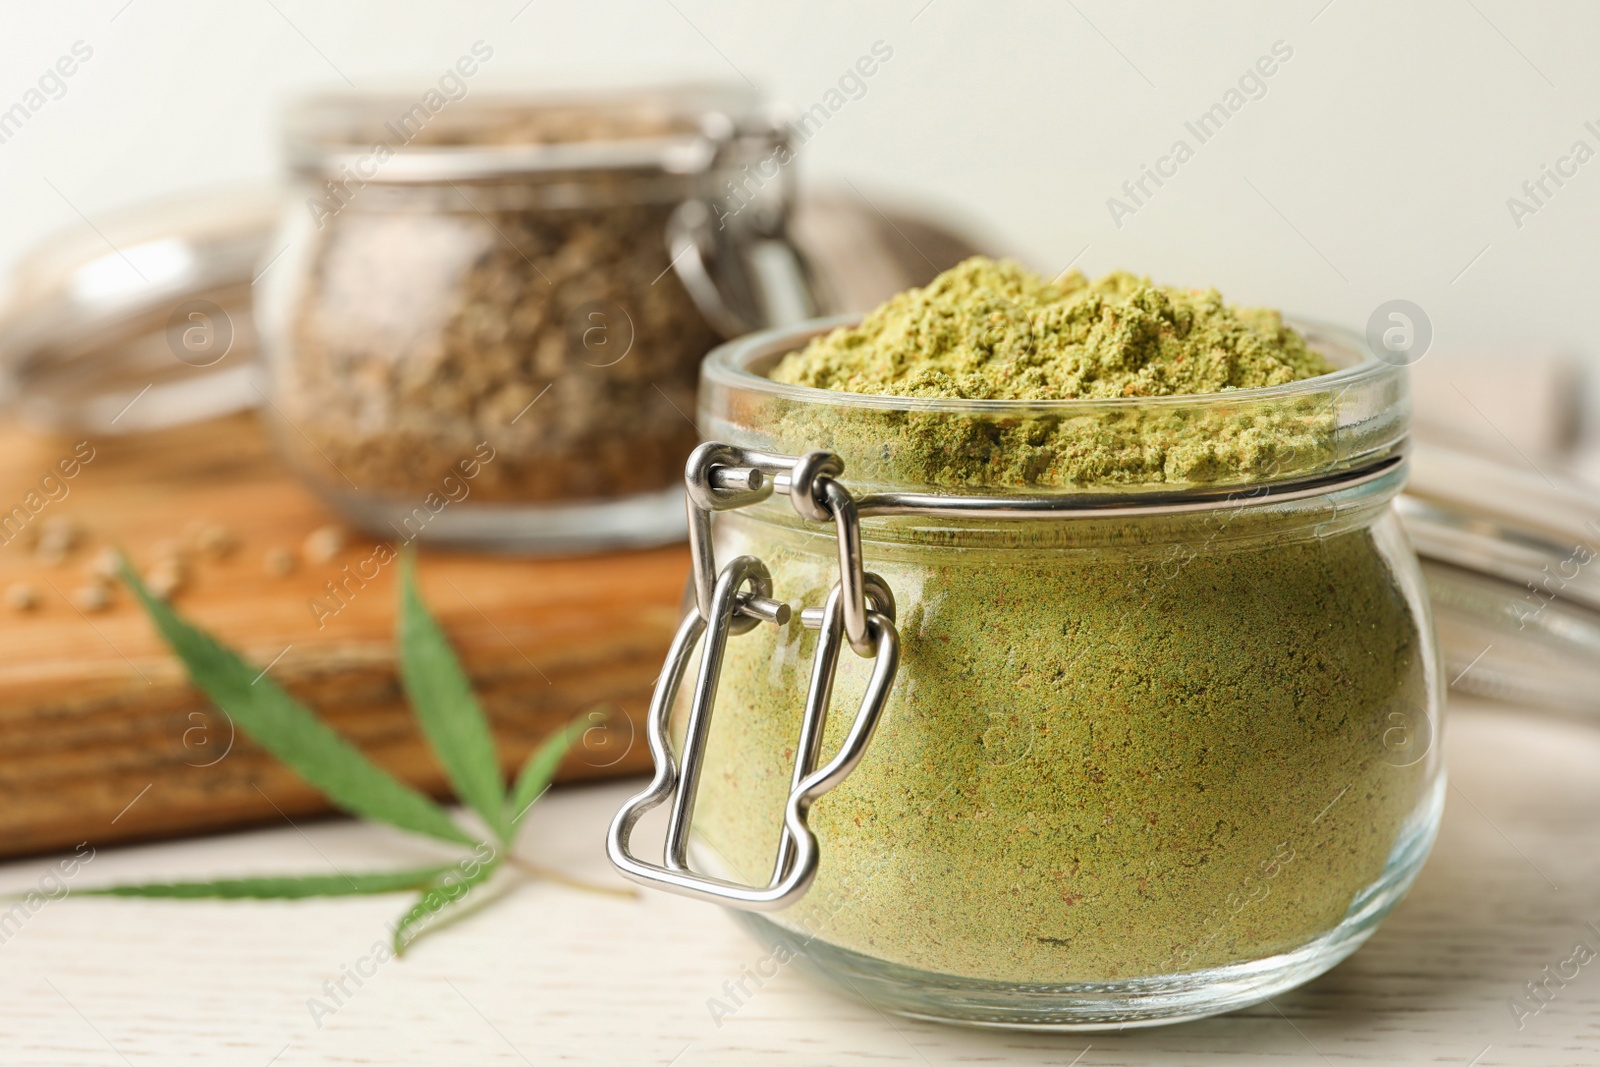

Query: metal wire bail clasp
left=606, top=443, right=900, bottom=910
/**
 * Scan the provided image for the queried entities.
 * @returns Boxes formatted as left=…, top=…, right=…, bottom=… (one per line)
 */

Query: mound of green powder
left=758, top=258, right=1344, bottom=491
left=771, top=257, right=1333, bottom=401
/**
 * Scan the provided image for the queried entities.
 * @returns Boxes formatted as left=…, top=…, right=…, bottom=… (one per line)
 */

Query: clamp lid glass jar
left=610, top=315, right=1444, bottom=1029
left=255, top=84, right=818, bottom=552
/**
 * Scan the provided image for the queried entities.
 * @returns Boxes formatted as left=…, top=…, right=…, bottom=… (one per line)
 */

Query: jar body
left=256, top=179, right=720, bottom=551
left=685, top=477, right=1443, bottom=1027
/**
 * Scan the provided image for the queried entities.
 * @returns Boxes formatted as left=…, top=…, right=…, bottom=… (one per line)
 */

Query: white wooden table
left=1, top=697, right=1595, bottom=1066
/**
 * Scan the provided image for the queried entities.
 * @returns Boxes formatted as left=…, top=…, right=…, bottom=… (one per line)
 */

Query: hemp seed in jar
left=257, top=84, right=816, bottom=551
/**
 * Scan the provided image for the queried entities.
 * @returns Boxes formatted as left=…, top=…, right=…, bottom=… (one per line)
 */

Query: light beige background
left=1, top=0, right=1596, bottom=367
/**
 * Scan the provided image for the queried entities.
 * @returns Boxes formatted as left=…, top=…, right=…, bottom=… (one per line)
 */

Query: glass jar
left=610, top=317, right=1445, bottom=1029
left=255, top=86, right=817, bottom=552
left=0, top=187, right=276, bottom=434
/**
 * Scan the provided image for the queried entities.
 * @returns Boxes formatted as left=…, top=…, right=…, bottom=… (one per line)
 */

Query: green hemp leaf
left=94, top=552, right=591, bottom=955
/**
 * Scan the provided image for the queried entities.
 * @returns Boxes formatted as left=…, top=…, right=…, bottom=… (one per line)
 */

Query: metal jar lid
left=0, top=186, right=278, bottom=434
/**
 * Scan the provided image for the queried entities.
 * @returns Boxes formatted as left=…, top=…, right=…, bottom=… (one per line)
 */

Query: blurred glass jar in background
left=0, top=189, right=275, bottom=436
left=256, top=85, right=817, bottom=552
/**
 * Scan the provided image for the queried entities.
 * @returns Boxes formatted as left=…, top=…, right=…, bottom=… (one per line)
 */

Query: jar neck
left=723, top=462, right=1408, bottom=554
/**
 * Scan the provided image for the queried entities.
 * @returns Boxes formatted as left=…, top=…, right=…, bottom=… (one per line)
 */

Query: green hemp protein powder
left=688, top=258, right=1430, bottom=983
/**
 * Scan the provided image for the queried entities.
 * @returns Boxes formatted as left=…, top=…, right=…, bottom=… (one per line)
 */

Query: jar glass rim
left=699, top=313, right=1410, bottom=498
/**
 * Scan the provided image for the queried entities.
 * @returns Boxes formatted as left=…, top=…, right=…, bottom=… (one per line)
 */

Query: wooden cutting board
left=0, top=412, right=687, bottom=858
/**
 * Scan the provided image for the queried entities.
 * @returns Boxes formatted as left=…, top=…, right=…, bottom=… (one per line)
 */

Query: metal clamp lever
left=606, top=443, right=900, bottom=910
